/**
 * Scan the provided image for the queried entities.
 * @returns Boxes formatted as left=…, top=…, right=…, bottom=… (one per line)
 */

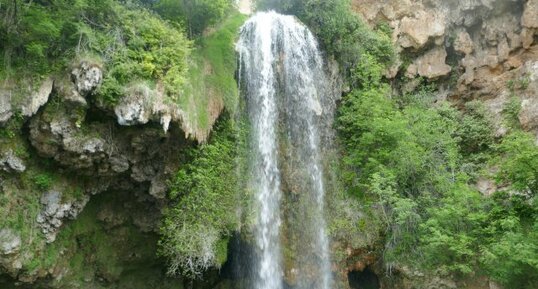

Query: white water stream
left=237, top=11, right=332, bottom=289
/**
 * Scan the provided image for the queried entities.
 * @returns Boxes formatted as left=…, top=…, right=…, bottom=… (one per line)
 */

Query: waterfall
left=237, top=11, right=333, bottom=289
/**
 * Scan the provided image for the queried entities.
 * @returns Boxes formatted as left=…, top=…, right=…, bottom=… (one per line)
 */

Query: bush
left=152, top=0, right=234, bottom=37
left=256, top=0, right=395, bottom=71
left=1, top=0, right=191, bottom=106
left=33, top=173, right=54, bottom=191
left=158, top=115, right=247, bottom=277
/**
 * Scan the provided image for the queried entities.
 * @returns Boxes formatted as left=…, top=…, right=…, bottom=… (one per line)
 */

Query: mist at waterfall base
left=232, top=11, right=336, bottom=289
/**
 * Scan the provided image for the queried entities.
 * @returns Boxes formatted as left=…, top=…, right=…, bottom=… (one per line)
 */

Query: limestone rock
left=0, top=90, right=12, bottom=125
left=21, top=77, right=53, bottom=117
left=497, top=35, right=510, bottom=62
left=36, top=191, right=90, bottom=243
left=522, top=0, right=538, bottom=28
left=54, top=77, right=87, bottom=107
left=0, top=150, right=26, bottom=173
left=477, top=178, right=497, bottom=196
left=0, top=229, right=21, bottom=255
left=71, top=61, right=102, bottom=96
left=399, top=10, right=446, bottom=49
left=114, top=83, right=180, bottom=134
left=520, top=97, right=538, bottom=131
left=414, top=47, right=452, bottom=78
left=454, top=31, right=474, bottom=55
left=521, top=28, right=535, bottom=49
left=114, top=85, right=154, bottom=126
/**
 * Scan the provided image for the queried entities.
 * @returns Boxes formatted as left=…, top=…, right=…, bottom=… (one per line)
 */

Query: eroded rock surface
left=0, top=150, right=26, bottom=173
left=71, top=61, right=103, bottom=96
left=36, top=191, right=90, bottom=243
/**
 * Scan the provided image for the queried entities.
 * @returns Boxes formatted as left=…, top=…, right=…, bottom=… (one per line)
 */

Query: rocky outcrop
left=409, top=47, right=452, bottom=79
left=36, top=191, right=90, bottom=243
left=399, top=10, right=446, bottom=49
left=349, top=1, right=538, bottom=288
left=352, top=0, right=538, bottom=141
left=0, top=229, right=20, bottom=256
left=21, top=77, right=54, bottom=117
left=0, top=150, right=26, bottom=173
left=0, top=229, right=22, bottom=276
left=0, top=90, right=12, bottom=126
left=71, top=61, right=103, bottom=96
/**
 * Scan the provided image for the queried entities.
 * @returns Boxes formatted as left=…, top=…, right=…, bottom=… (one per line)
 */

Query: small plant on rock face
left=503, top=96, right=522, bottom=130
left=33, top=173, right=53, bottom=191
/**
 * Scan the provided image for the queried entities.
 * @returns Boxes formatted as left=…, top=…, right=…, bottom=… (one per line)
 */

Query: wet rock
left=71, top=61, right=102, bottom=96
left=414, top=47, right=452, bottom=78
left=0, top=150, right=26, bottom=173
left=21, top=77, right=53, bottom=117
left=149, top=175, right=168, bottom=199
left=36, top=191, right=90, bottom=243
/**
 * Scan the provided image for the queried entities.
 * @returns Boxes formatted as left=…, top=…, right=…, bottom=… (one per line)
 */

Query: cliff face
left=1, top=1, right=536, bottom=288
left=353, top=0, right=538, bottom=141
left=346, top=1, right=537, bottom=288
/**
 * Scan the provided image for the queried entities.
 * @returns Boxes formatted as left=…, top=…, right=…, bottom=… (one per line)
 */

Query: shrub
left=159, top=115, right=247, bottom=277
left=33, top=173, right=54, bottom=191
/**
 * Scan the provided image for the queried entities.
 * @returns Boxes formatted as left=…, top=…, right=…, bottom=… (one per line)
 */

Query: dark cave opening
left=348, top=267, right=380, bottom=289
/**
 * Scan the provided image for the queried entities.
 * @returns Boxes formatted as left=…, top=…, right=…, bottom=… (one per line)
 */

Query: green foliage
left=159, top=115, right=248, bottom=277
left=480, top=191, right=538, bottom=288
left=177, top=12, right=246, bottom=138
left=495, top=131, right=538, bottom=194
left=33, top=173, right=54, bottom=191
left=337, top=36, right=538, bottom=284
left=1, top=0, right=191, bottom=106
left=503, top=96, right=522, bottom=130
left=152, top=0, right=234, bottom=37
left=454, top=101, right=495, bottom=157
left=418, top=182, right=487, bottom=274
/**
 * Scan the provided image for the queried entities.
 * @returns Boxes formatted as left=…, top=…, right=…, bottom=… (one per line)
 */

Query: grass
left=178, top=12, right=247, bottom=141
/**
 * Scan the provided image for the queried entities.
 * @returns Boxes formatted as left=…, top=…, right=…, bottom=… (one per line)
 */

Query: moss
left=178, top=12, right=247, bottom=138
left=18, top=190, right=184, bottom=288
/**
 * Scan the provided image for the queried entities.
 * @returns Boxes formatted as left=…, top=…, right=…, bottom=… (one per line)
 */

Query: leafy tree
left=496, top=131, right=538, bottom=194
left=152, top=0, right=234, bottom=37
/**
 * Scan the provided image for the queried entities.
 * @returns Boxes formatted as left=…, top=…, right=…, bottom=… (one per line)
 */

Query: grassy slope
left=179, top=12, right=247, bottom=141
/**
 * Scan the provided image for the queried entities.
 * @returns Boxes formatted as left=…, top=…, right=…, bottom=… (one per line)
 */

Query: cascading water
left=237, top=11, right=334, bottom=289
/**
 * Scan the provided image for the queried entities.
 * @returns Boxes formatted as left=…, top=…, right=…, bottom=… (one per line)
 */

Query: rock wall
left=0, top=60, right=195, bottom=287
left=348, top=1, right=537, bottom=288
left=353, top=0, right=538, bottom=141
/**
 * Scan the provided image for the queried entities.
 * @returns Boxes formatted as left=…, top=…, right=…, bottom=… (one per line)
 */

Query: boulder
left=54, top=77, right=87, bottom=107
left=0, top=90, right=12, bottom=125
left=414, top=47, right=452, bottom=78
left=71, top=61, right=102, bottom=96
left=21, top=77, right=53, bottom=117
left=399, top=10, right=446, bottom=49
left=454, top=31, right=474, bottom=55
left=0, top=229, right=21, bottom=255
left=0, top=150, right=26, bottom=173
left=114, top=84, right=154, bottom=126
left=36, top=191, right=90, bottom=243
